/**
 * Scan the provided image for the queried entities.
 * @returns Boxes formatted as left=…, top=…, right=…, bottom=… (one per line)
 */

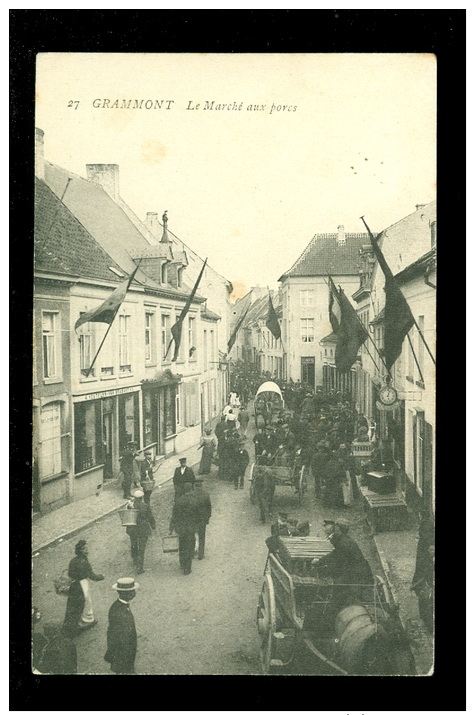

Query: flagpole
left=85, top=319, right=116, bottom=378
left=360, top=216, right=435, bottom=366
left=325, top=276, right=391, bottom=379
left=84, top=260, right=142, bottom=377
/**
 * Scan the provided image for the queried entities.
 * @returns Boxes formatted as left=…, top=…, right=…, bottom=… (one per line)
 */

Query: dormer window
left=177, top=267, right=183, bottom=288
left=161, top=261, right=168, bottom=284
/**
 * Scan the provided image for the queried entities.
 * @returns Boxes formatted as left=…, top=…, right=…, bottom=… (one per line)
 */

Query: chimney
left=35, top=128, right=45, bottom=180
left=415, top=204, right=427, bottom=211
left=337, top=225, right=346, bottom=245
left=86, top=164, right=120, bottom=201
left=145, top=212, right=161, bottom=239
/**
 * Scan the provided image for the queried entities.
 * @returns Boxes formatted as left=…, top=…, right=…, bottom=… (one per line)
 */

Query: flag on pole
left=227, top=303, right=251, bottom=353
left=328, top=276, right=367, bottom=372
left=360, top=217, right=415, bottom=370
left=74, top=264, right=140, bottom=331
left=168, top=258, right=208, bottom=362
left=265, top=293, right=281, bottom=341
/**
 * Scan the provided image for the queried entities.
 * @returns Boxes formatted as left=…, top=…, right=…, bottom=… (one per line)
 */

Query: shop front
left=73, top=385, right=140, bottom=501
left=142, top=369, right=181, bottom=458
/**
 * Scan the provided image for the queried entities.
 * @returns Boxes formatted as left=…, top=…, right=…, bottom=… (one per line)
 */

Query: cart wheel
left=298, top=465, right=307, bottom=505
left=257, top=574, right=278, bottom=674
left=249, top=463, right=257, bottom=503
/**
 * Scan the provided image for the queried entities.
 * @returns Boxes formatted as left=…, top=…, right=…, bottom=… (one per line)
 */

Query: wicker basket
left=140, top=479, right=156, bottom=493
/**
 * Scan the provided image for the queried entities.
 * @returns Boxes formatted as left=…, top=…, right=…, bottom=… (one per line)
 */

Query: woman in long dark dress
left=198, top=429, right=216, bottom=475
left=62, top=540, right=104, bottom=637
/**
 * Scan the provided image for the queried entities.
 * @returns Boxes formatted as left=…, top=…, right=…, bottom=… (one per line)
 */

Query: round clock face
left=379, top=385, right=398, bottom=405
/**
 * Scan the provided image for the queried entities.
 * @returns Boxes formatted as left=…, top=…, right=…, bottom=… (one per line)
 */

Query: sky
left=35, top=53, right=436, bottom=296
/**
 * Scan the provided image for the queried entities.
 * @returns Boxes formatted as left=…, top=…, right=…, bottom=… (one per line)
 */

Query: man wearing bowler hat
left=173, top=457, right=196, bottom=500
left=126, top=490, right=156, bottom=575
left=104, top=577, right=138, bottom=675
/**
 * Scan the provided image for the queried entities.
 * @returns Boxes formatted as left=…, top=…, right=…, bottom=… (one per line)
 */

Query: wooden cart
left=256, top=536, right=415, bottom=675
left=249, top=453, right=309, bottom=511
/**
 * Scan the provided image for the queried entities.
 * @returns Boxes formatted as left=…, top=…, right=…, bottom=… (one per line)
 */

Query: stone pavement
left=32, top=432, right=434, bottom=676
left=32, top=439, right=204, bottom=554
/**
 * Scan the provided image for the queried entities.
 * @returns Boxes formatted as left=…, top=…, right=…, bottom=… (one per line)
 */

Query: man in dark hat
left=192, top=479, right=212, bottom=560
left=173, top=457, right=196, bottom=500
left=169, top=483, right=200, bottom=575
left=234, top=441, right=250, bottom=489
left=104, top=577, right=139, bottom=675
left=126, top=490, right=156, bottom=575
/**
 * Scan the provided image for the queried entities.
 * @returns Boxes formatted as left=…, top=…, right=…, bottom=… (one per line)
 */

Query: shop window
left=42, top=311, right=61, bottom=381
left=119, top=315, right=131, bottom=373
left=74, top=401, right=102, bottom=473
left=118, top=392, right=140, bottom=453
left=143, top=390, right=159, bottom=447
left=40, top=402, right=66, bottom=480
left=300, top=318, right=314, bottom=343
left=164, top=385, right=176, bottom=436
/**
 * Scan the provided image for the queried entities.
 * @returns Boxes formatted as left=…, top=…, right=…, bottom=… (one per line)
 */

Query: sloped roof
left=395, top=248, right=436, bottom=285
left=43, top=161, right=192, bottom=300
left=35, top=178, right=125, bottom=283
left=279, top=232, right=369, bottom=279
left=320, top=331, right=337, bottom=344
left=201, top=307, right=221, bottom=322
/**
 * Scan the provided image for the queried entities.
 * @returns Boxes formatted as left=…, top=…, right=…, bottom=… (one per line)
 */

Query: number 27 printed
left=68, top=101, right=80, bottom=110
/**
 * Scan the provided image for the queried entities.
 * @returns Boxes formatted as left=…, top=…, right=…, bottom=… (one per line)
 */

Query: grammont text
left=92, top=99, right=175, bottom=109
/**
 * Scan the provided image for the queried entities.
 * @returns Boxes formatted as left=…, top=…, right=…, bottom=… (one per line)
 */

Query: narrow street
left=32, top=426, right=384, bottom=676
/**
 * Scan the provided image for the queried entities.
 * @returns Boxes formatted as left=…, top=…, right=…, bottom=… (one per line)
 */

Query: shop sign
left=74, top=386, right=138, bottom=402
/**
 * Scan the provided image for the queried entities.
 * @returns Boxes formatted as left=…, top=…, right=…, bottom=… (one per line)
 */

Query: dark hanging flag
left=265, top=293, right=281, bottom=341
left=328, top=275, right=367, bottom=372
left=360, top=216, right=415, bottom=370
left=227, top=303, right=251, bottom=353
left=168, top=258, right=208, bottom=362
left=74, top=263, right=140, bottom=331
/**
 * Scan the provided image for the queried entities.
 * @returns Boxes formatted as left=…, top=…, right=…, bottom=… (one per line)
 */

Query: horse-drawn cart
left=249, top=454, right=309, bottom=520
left=254, top=381, right=285, bottom=429
left=256, top=536, right=415, bottom=675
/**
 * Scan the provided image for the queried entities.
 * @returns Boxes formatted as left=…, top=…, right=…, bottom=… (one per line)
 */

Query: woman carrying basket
left=62, top=540, right=104, bottom=637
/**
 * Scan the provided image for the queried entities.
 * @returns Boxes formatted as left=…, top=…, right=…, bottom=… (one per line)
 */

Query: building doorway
left=301, top=357, right=315, bottom=389
left=102, top=406, right=114, bottom=480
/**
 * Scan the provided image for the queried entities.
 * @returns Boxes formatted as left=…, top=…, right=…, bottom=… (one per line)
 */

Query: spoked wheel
left=249, top=463, right=257, bottom=503
left=298, top=465, right=308, bottom=505
left=256, top=574, right=278, bottom=673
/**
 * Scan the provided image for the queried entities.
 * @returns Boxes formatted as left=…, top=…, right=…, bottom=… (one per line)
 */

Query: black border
left=11, top=9, right=464, bottom=712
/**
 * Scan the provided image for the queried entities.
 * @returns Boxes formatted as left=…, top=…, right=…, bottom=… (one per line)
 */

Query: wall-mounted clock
left=378, top=385, right=398, bottom=406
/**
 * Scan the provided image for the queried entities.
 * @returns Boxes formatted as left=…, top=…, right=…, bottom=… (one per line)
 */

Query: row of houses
left=33, top=128, right=232, bottom=514
left=228, top=286, right=284, bottom=379
left=230, top=206, right=436, bottom=516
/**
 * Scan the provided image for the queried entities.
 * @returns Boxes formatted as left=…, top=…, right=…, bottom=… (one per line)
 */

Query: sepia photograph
left=31, top=51, right=436, bottom=677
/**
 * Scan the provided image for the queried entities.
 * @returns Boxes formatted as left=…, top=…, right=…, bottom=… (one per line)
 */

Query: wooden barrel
left=335, top=605, right=386, bottom=673
left=118, top=508, right=139, bottom=526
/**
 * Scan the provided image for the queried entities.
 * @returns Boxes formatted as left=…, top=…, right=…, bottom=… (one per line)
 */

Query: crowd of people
left=33, top=371, right=434, bottom=674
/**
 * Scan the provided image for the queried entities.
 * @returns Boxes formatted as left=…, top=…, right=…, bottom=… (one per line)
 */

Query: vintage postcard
left=32, top=53, right=435, bottom=676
